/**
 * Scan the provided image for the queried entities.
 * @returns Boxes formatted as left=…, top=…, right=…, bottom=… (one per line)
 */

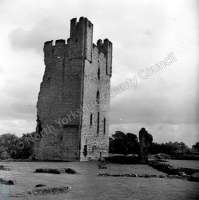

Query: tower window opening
left=98, top=68, right=100, bottom=79
left=97, top=112, right=100, bottom=134
left=83, top=145, right=87, bottom=156
left=104, top=118, right=106, bottom=134
left=90, top=113, right=93, bottom=125
left=96, top=91, right=100, bottom=104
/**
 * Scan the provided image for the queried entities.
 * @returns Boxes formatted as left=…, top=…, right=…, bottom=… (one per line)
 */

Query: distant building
left=34, top=17, right=112, bottom=161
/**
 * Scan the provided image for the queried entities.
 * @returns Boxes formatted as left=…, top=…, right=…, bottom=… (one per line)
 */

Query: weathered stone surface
left=159, top=175, right=166, bottom=178
left=178, top=171, right=186, bottom=176
left=139, top=128, right=153, bottom=163
left=34, top=17, right=112, bottom=161
left=35, top=168, right=61, bottom=174
left=65, top=168, right=76, bottom=174
left=0, top=165, right=11, bottom=171
left=0, top=178, right=15, bottom=185
left=190, top=172, right=199, bottom=182
left=148, top=160, right=199, bottom=179
left=35, top=184, right=46, bottom=188
left=98, top=173, right=184, bottom=179
left=178, top=167, right=199, bottom=175
left=27, top=187, right=69, bottom=195
left=150, top=175, right=158, bottom=178
left=144, top=174, right=150, bottom=178
left=35, top=168, right=77, bottom=174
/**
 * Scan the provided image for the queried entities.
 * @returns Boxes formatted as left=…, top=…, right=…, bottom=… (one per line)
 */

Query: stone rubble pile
left=148, top=160, right=199, bottom=182
left=148, top=161, right=199, bottom=175
left=27, top=186, right=69, bottom=195
left=0, top=178, right=15, bottom=185
left=97, top=173, right=190, bottom=179
left=35, top=168, right=76, bottom=174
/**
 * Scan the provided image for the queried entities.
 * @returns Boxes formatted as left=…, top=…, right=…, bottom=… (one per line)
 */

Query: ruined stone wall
left=34, top=17, right=112, bottom=161
left=139, top=128, right=153, bottom=164
left=34, top=39, right=83, bottom=161
left=80, top=40, right=112, bottom=161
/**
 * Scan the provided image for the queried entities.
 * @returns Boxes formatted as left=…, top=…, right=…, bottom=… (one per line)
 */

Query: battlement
left=97, top=39, right=112, bottom=76
left=97, top=39, right=112, bottom=54
left=44, top=39, right=66, bottom=51
left=70, top=17, right=93, bottom=41
left=43, top=17, right=112, bottom=76
left=69, top=17, right=93, bottom=61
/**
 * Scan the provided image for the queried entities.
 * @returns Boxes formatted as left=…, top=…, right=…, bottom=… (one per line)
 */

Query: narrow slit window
left=104, top=118, right=106, bottom=134
left=96, top=91, right=100, bottom=104
left=90, top=113, right=92, bottom=125
left=98, top=68, right=100, bottom=79
left=83, top=145, right=87, bottom=156
left=97, top=112, right=99, bottom=134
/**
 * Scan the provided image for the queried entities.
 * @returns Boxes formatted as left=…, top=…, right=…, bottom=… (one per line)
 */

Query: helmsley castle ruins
left=34, top=17, right=112, bottom=161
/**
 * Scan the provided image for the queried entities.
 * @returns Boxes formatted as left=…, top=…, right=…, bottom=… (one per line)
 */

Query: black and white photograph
left=0, top=0, right=198, bottom=199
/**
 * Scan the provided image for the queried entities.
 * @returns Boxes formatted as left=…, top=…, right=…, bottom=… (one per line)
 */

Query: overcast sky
left=0, top=0, right=198, bottom=147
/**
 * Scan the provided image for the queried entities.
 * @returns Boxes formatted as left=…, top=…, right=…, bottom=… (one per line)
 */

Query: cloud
left=8, top=16, right=68, bottom=53
left=0, top=0, right=8, bottom=5
left=0, top=74, right=39, bottom=121
left=110, top=94, right=198, bottom=125
left=0, top=66, right=3, bottom=73
left=3, top=77, right=38, bottom=100
left=109, top=63, right=199, bottom=125
left=0, top=119, right=36, bottom=134
left=0, top=0, right=198, bottom=147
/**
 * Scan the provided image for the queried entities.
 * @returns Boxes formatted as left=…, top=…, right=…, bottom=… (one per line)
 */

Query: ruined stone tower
left=34, top=17, right=112, bottom=161
left=139, top=128, right=153, bottom=164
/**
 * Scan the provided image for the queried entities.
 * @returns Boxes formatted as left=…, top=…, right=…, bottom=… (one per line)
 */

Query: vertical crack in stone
left=36, top=115, right=42, bottom=136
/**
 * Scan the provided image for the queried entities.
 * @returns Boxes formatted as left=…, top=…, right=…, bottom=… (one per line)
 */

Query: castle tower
left=34, top=17, right=112, bottom=161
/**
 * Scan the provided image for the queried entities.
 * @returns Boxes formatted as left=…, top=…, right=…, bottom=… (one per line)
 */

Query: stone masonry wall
left=139, top=128, right=153, bottom=164
left=80, top=41, right=112, bottom=161
left=34, top=17, right=112, bottom=161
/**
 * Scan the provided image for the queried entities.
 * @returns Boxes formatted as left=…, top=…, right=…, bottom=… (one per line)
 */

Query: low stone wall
left=0, top=178, right=15, bottom=185
left=0, top=165, right=11, bottom=171
left=35, top=168, right=76, bottom=174
left=190, top=172, right=199, bottom=182
left=98, top=173, right=190, bottom=179
left=148, top=160, right=199, bottom=175
left=27, top=187, right=69, bottom=195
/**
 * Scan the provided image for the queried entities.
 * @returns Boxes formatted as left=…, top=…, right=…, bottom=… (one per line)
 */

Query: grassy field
left=168, top=160, right=199, bottom=169
left=0, top=161, right=198, bottom=200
